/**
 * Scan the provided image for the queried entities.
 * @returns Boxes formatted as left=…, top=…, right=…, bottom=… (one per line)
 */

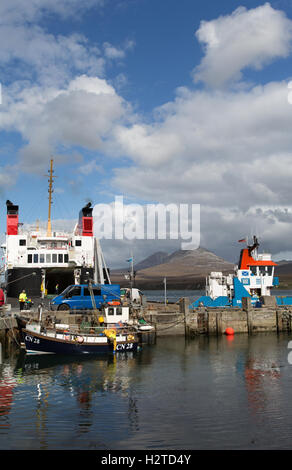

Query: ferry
left=190, top=236, right=285, bottom=308
left=1, top=159, right=110, bottom=298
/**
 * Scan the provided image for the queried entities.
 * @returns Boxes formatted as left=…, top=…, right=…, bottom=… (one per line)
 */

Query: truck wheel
left=58, top=304, right=70, bottom=311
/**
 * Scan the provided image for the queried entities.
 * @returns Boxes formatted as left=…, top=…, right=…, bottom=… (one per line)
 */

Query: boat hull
left=22, top=329, right=138, bottom=355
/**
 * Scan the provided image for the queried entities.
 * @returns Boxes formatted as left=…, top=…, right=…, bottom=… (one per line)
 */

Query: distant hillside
left=110, top=247, right=234, bottom=289
left=134, top=251, right=169, bottom=271
left=274, top=261, right=292, bottom=288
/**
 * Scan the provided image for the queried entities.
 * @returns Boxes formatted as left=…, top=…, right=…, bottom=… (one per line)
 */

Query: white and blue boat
left=190, top=236, right=287, bottom=308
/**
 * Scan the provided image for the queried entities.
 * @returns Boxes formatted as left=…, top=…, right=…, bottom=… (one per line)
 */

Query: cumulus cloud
left=0, top=75, right=132, bottom=173
left=112, top=81, right=292, bottom=206
left=194, top=3, right=292, bottom=87
left=0, top=0, right=133, bottom=88
left=108, top=78, right=292, bottom=260
left=103, top=39, right=135, bottom=60
left=79, top=160, right=103, bottom=175
left=0, top=0, right=105, bottom=25
left=0, top=0, right=108, bottom=88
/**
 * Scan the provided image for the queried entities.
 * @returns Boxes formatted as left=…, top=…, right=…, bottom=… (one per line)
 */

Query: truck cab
left=120, top=287, right=146, bottom=305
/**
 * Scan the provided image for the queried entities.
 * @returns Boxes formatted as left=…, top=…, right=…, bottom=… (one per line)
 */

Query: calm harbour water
left=1, top=289, right=292, bottom=450
left=1, top=332, right=292, bottom=449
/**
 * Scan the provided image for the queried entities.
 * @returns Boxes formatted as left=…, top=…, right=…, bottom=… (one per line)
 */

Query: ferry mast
left=46, top=158, right=56, bottom=237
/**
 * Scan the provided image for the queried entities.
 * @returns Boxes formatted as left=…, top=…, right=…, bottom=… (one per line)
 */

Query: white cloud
left=103, top=39, right=135, bottom=60
left=0, top=25, right=105, bottom=86
left=79, top=160, right=103, bottom=175
left=194, top=3, right=292, bottom=87
left=108, top=79, right=292, bottom=259
left=0, top=0, right=105, bottom=25
left=0, top=74, right=132, bottom=173
left=112, top=81, right=292, bottom=207
left=103, top=42, right=126, bottom=60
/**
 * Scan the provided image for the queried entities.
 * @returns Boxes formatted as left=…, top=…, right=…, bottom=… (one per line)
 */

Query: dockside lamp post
left=163, top=277, right=167, bottom=306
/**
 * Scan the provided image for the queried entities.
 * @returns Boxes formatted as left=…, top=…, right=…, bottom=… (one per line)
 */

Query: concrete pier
left=186, top=296, right=292, bottom=336
left=1, top=296, right=292, bottom=344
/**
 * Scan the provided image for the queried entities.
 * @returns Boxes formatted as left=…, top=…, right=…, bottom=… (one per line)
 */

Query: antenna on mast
left=46, top=158, right=56, bottom=237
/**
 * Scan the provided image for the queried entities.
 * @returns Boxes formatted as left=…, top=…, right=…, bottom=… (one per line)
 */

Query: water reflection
left=0, top=336, right=291, bottom=449
left=244, top=358, right=281, bottom=413
left=0, top=363, right=16, bottom=427
left=0, top=349, right=148, bottom=449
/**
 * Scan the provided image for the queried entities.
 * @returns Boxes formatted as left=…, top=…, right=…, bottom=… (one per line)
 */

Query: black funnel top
left=6, top=200, right=19, bottom=215
left=80, top=202, right=93, bottom=218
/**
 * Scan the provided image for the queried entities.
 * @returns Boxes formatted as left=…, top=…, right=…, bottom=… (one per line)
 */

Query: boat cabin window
left=83, top=287, right=102, bottom=296
left=259, top=266, right=266, bottom=276
left=266, top=266, right=273, bottom=276
left=46, top=254, right=51, bottom=263
left=27, top=254, right=32, bottom=263
left=33, top=254, right=38, bottom=263
left=64, top=254, right=69, bottom=263
left=65, top=286, right=81, bottom=297
left=107, top=307, right=115, bottom=316
left=75, top=240, right=82, bottom=247
left=52, top=253, right=57, bottom=263
left=58, top=254, right=63, bottom=263
left=250, top=266, right=257, bottom=275
left=40, top=254, right=45, bottom=263
left=19, top=239, right=26, bottom=246
left=116, top=307, right=122, bottom=315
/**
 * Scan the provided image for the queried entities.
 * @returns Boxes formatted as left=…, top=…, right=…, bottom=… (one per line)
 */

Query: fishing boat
left=20, top=303, right=141, bottom=355
left=1, top=159, right=111, bottom=298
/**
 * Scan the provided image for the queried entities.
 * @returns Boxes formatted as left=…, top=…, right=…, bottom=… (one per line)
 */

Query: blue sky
left=2, top=0, right=292, bottom=265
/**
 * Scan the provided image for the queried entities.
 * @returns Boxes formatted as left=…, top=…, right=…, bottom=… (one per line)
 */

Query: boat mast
left=46, top=158, right=55, bottom=237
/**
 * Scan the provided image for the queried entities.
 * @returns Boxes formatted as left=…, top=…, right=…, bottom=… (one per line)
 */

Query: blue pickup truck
left=49, top=284, right=121, bottom=311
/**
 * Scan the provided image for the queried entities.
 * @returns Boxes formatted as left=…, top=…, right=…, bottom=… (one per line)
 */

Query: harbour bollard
left=225, top=327, right=234, bottom=336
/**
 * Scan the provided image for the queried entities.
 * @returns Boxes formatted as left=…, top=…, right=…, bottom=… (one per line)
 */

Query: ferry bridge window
left=75, top=240, right=82, bottom=246
left=52, top=254, right=57, bottom=263
left=19, top=239, right=26, bottom=246
left=40, top=254, right=45, bottom=263
left=46, top=254, right=51, bottom=263
left=250, top=266, right=257, bottom=275
left=58, top=254, right=63, bottom=263
left=27, top=254, right=32, bottom=263
left=259, top=266, right=266, bottom=275
left=33, top=254, right=38, bottom=263
left=267, top=266, right=273, bottom=276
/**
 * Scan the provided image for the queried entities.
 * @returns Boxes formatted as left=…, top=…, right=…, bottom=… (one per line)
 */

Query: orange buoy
left=225, top=327, right=234, bottom=336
